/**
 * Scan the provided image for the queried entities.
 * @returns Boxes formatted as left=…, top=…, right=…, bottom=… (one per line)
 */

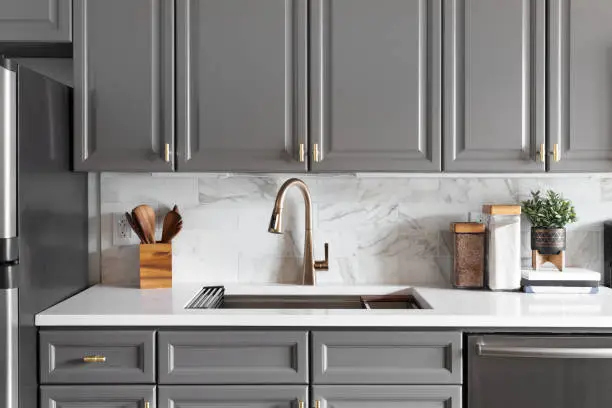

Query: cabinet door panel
left=444, top=0, right=545, bottom=172
left=40, top=385, right=156, bottom=408
left=159, top=385, right=308, bottom=408
left=177, top=0, right=307, bottom=172
left=0, top=0, right=71, bottom=42
left=74, top=0, right=174, bottom=171
left=549, top=0, right=612, bottom=171
left=314, top=386, right=461, bottom=408
left=310, top=0, right=441, bottom=172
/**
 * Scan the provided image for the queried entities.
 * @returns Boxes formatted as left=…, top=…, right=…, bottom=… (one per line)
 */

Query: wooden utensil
left=125, top=212, right=147, bottom=244
left=161, top=205, right=183, bottom=243
left=133, top=205, right=156, bottom=244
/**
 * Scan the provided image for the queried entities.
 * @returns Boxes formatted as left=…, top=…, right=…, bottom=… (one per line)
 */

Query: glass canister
left=483, top=205, right=522, bottom=291
left=450, top=222, right=485, bottom=288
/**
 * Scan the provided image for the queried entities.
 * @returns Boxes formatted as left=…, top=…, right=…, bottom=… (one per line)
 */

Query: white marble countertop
left=35, top=283, right=612, bottom=328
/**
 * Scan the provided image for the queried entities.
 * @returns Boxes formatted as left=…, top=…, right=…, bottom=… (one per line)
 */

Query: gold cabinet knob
left=299, top=143, right=305, bottom=163
left=538, top=143, right=545, bottom=162
left=313, top=143, right=321, bottom=163
left=164, top=143, right=171, bottom=162
left=553, top=143, right=560, bottom=162
left=82, top=355, right=106, bottom=363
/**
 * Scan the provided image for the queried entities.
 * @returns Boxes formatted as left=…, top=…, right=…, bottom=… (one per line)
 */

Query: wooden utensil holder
left=139, top=243, right=172, bottom=289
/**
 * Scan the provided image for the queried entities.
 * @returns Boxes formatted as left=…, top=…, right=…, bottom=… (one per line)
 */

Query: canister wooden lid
left=482, top=204, right=521, bottom=215
left=450, top=222, right=486, bottom=233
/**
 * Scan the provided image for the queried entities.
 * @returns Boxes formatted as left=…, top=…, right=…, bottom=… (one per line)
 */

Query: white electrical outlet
left=113, top=213, right=134, bottom=246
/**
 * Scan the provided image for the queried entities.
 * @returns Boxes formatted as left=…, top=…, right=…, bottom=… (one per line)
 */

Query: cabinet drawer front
left=312, top=331, right=462, bottom=384
left=39, top=331, right=155, bottom=384
left=314, top=385, right=461, bottom=408
left=159, top=385, right=308, bottom=408
left=159, top=331, right=308, bottom=384
left=41, top=385, right=156, bottom=408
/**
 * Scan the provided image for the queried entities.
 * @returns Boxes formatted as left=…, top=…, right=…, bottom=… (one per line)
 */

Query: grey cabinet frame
left=73, top=0, right=175, bottom=172
left=159, top=385, right=308, bottom=408
left=40, top=385, right=156, bottom=408
left=548, top=0, right=612, bottom=172
left=0, top=0, right=71, bottom=42
left=314, top=385, right=461, bottom=408
left=176, top=0, right=308, bottom=172
left=309, top=0, right=442, bottom=172
left=444, top=0, right=546, bottom=172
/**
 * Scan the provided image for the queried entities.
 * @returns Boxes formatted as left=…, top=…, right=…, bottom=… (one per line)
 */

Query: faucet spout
left=268, top=178, right=328, bottom=285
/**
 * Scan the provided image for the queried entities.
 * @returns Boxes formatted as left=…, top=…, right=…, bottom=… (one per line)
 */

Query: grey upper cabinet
left=548, top=0, right=612, bottom=171
left=309, top=0, right=442, bottom=172
left=314, top=386, right=462, bottom=408
left=73, top=0, right=175, bottom=172
left=444, top=0, right=546, bottom=172
left=159, top=386, right=308, bottom=408
left=176, top=0, right=308, bottom=172
left=41, top=385, right=156, bottom=408
left=0, top=0, right=71, bottom=42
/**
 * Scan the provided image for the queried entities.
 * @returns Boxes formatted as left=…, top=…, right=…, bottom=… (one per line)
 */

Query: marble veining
left=100, top=173, right=610, bottom=285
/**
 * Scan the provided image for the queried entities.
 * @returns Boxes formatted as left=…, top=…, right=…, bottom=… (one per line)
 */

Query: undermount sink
left=186, top=288, right=424, bottom=310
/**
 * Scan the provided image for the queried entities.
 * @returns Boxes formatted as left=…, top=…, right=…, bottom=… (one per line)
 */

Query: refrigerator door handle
left=0, top=66, right=17, bottom=244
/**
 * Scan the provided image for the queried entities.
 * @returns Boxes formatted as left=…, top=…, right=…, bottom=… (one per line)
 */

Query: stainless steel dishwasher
left=468, top=335, right=612, bottom=407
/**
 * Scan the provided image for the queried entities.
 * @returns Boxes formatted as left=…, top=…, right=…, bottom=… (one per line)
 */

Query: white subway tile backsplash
left=100, top=174, right=612, bottom=285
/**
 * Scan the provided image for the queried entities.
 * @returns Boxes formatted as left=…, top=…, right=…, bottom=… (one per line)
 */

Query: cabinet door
left=548, top=0, right=612, bottom=171
left=310, top=0, right=442, bottom=172
left=444, top=0, right=546, bottom=172
left=159, top=386, right=308, bottom=408
left=314, top=386, right=461, bottom=408
left=74, top=0, right=174, bottom=172
left=41, top=385, right=156, bottom=408
left=177, top=0, right=307, bottom=172
left=0, top=0, right=71, bottom=42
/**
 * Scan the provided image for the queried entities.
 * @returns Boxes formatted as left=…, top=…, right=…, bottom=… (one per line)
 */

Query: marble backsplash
left=100, top=173, right=611, bottom=286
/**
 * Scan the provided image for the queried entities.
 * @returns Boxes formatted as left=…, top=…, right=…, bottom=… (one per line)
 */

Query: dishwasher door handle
left=476, top=341, right=612, bottom=359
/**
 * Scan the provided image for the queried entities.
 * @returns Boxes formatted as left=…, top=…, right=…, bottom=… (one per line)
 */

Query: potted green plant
left=521, top=190, right=577, bottom=254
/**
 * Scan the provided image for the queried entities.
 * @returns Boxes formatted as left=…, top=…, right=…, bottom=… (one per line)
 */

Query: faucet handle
left=314, top=243, right=329, bottom=271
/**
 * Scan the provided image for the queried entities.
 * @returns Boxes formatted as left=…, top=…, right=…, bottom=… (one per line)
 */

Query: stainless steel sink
left=186, top=288, right=423, bottom=310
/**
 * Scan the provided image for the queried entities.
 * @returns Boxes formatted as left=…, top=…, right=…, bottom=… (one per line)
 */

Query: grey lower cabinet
left=40, top=385, right=156, bottom=408
left=159, top=386, right=308, bottom=408
left=73, top=0, right=175, bottom=172
left=548, top=0, right=612, bottom=172
left=0, top=0, right=71, bottom=42
left=176, top=0, right=308, bottom=172
left=444, top=0, right=546, bottom=172
left=309, top=0, right=442, bottom=172
left=313, top=386, right=461, bottom=408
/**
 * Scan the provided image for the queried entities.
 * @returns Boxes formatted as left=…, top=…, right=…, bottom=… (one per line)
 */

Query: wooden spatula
left=132, top=205, right=156, bottom=244
left=161, top=205, right=183, bottom=243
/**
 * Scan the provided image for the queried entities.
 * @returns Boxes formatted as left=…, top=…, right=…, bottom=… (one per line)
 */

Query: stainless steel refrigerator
left=0, top=57, right=89, bottom=408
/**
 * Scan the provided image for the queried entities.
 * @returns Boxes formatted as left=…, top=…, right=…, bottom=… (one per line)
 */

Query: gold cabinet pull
left=299, top=143, right=305, bottom=163
left=297, top=401, right=304, bottom=408
left=313, top=143, right=320, bottom=162
left=314, top=401, right=321, bottom=408
left=538, top=143, right=545, bottom=162
left=164, top=143, right=171, bottom=162
left=553, top=143, right=560, bottom=162
left=82, top=355, right=106, bottom=363
left=144, top=402, right=150, bottom=408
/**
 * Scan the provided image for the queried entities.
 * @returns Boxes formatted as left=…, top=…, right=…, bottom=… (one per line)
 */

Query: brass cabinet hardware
left=314, top=243, right=329, bottom=271
left=297, top=401, right=304, bottom=408
left=82, top=355, right=106, bottom=363
left=299, top=143, right=305, bottom=163
left=314, top=401, right=321, bottom=408
left=553, top=143, right=560, bottom=162
left=164, top=143, right=170, bottom=162
left=538, top=143, right=545, bottom=162
left=144, top=402, right=150, bottom=408
left=313, top=143, right=320, bottom=162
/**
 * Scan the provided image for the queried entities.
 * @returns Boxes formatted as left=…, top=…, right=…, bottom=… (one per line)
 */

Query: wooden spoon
left=124, top=212, right=146, bottom=244
left=132, top=205, right=156, bottom=244
left=161, top=206, right=183, bottom=243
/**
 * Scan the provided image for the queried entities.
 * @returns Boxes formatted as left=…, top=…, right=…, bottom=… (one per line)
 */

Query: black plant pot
left=531, top=227, right=566, bottom=255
